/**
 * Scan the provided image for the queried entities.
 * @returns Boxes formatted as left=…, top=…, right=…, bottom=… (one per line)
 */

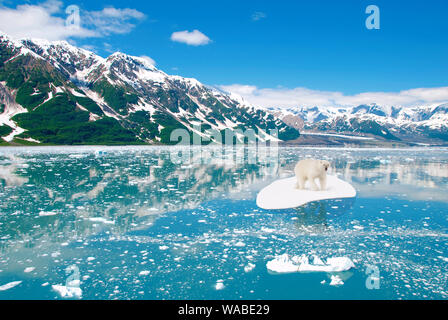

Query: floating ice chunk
left=86, top=257, right=95, bottom=262
left=139, top=271, right=150, bottom=276
left=266, top=254, right=298, bottom=273
left=329, top=275, right=344, bottom=286
left=69, top=154, right=87, bottom=159
left=24, top=267, right=35, bottom=273
left=215, top=280, right=225, bottom=290
left=234, top=241, right=246, bottom=247
left=87, top=217, right=115, bottom=224
left=244, top=263, right=256, bottom=273
left=257, top=175, right=356, bottom=209
left=325, top=257, right=355, bottom=272
left=39, top=211, right=58, bottom=217
left=52, top=285, right=82, bottom=299
left=267, top=254, right=355, bottom=273
left=159, top=245, right=169, bottom=251
left=0, top=281, right=22, bottom=291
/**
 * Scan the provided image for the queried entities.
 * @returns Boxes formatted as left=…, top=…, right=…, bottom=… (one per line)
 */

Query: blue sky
left=0, top=0, right=447, bottom=107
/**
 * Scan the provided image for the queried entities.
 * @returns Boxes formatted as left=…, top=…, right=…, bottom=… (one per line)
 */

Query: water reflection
left=0, top=147, right=447, bottom=247
left=293, top=198, right=356, bottom=232
left=0, top=147, right=280, bottom=250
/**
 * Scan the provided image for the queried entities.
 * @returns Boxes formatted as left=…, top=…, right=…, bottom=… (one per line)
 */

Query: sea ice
left=38, top=211, right=58, bottom=216
left=0, top=281, right=22, bottom=291
left=266, top=254, right=299, bottom=273
left=329, top=275, right=344, bottom=286
left=215, top=280, right=225, bottom=290
left=266, top=254, right=355, bottom=273
left=87, top=217, right=115, bottom=224
left=52, top=284, right=82, bottom=298
left=244, top=263, right=256, bottom=273
left=256, top=175, right=356, bottom=209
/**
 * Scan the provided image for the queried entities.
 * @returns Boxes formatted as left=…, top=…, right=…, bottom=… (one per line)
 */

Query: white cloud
left=251, top=11, right=266, bottom=21
left=170, top=29, right=211, bottom=46
left=139, top=55, right=156, bottom=66
left=84, top=7, right=146, bottom=36
left=219, top=84, right=448, bottom=108
left=0, top=0, right=145, bottom=41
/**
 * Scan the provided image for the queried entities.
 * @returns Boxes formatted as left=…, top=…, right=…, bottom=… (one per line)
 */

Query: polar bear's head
left=319, top=160, right=330, bottom=172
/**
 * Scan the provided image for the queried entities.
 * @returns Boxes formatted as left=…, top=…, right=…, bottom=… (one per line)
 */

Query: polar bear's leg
left=319, top=175, right=327, bottom=191
left=296, top=176, right=306, bottom=189
left=309, top=178, right=319, bottom=191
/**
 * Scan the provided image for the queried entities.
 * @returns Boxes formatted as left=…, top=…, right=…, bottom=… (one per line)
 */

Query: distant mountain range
left=0, top=31, right=299, bottom=145
left=1, top=31, right=447, bottom=147
left=269, top=103, right=448, bottom=145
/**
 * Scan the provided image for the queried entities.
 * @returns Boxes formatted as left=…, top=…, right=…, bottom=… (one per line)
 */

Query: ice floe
left=329, top=275, right=344, bottom=286
left=87, top=217, right=115, bottom=224
left=38, top=211, right=58, bottom=217
left=266, top=254, right=355, bottom=273
left=257, top=175, right=356, bottom=209
left=52, top=284, right=82, bottom=299
left=244, top=263, right=256, bottom=273
left=215, top=280, right=225, bottom=290
left=0, top=281, right=22, bottom=291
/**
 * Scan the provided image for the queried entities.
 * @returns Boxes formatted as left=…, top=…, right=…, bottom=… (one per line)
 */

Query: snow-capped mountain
left=268, top=103, right=448, bottom=143
left=0, top=32, right=299, bottom=145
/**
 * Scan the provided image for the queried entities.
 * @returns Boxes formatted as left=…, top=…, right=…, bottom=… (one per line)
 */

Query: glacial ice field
left=0, top=146, right=447, bottom=300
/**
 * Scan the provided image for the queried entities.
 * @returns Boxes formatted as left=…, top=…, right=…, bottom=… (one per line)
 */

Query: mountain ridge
left=0, top=31, right=299, bottom=145
left=268, top=103, right=448, bottom=144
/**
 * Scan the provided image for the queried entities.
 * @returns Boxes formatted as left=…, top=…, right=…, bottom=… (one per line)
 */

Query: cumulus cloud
left=0, top=0, right=145, bottom=41
left=251, top=11, right=266, bottom=21
left=219, top=84, right=448, bottom=108
left=170, top=29, right=211, bottom=46
left=84, top=7, right=146, bottom=36
left=139, top=55, right=156, bottom=66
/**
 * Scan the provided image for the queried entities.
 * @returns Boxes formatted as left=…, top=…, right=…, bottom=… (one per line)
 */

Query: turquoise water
left=0, top=146, right=447, bottom=300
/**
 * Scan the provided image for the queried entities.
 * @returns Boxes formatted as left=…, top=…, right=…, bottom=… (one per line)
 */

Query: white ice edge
left=266, top=254, right=355, bottom=274
left=256, top=175, right=356, bottom=209
left=0, top=281, right=22, bottom=291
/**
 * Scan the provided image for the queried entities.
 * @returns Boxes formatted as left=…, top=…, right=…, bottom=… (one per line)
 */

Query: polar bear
left=294, top=159, right=330, bottom=191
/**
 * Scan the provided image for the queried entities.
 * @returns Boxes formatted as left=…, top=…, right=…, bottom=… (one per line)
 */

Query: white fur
left=294, top=159, right=330, bottom=191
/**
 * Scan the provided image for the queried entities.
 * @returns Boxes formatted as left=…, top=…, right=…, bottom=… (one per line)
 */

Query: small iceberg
left=39, top=211, right=58, bottom=217
left=0, top=281, right=22, bottom=291
left=329, top=275, right=344, bottom=286
left=266, top=254, right=355, bottom=274
left=87, top=217, right=115, bottom=225
left=52, top=284, right=82, bottom=299
left=215, top=280, right=225, bottom=290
